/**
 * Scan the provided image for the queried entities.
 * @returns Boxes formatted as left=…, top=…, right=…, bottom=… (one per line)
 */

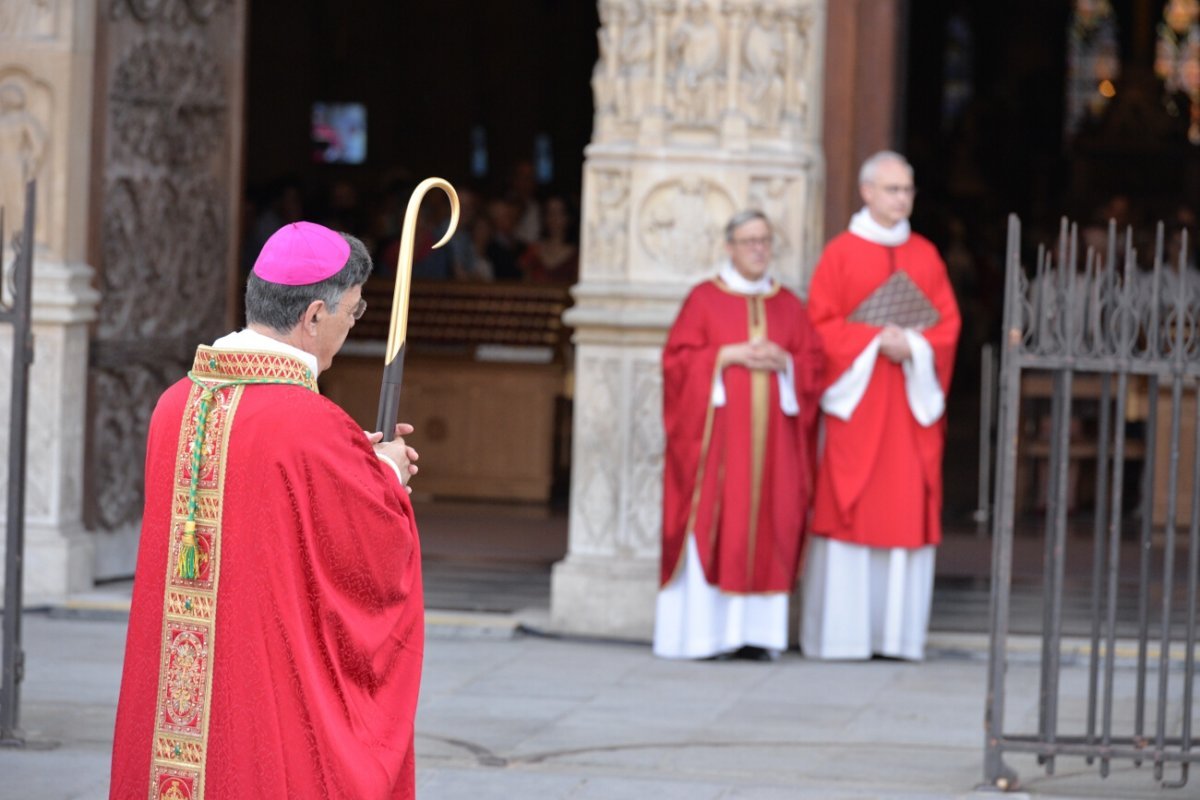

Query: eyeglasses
left=731, top=236, right=773, bottom=249
left=329, top=297, right=366, bottom=321
left=876, top=184, right=917, bottom=197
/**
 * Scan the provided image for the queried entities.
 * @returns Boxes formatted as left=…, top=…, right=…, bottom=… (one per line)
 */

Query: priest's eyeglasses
left=332, top=297, right=367, bottom=320
left=731, top=236, right=773, bottom=249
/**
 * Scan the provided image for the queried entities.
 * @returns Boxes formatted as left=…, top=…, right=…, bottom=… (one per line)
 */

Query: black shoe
left=735, top=646, right=776, bottom=662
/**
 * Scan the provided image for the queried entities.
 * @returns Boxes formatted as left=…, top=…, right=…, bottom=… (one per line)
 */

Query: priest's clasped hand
left=719, top=338, right=789, bottom=372
left=368, top=423, right=420, bottom=491
left=878, top=324, right=913, bottom=364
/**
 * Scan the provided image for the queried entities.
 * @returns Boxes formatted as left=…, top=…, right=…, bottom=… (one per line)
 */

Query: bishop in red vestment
left=803, top=152, right=961, bottom=661
left=111, top=223, right=424, bottom=799
left=655, top=210, right=824, bottom=660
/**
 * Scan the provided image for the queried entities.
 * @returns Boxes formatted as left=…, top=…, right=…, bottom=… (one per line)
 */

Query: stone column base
left=550, top=554, right=658, bottom=641
left=1, top=521, right=94, bottom=605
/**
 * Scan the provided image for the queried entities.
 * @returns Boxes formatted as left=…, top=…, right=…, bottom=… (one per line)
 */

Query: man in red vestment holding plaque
left=802, top=151, right=961, bottom=661
left=111, top=222, right=424, bottom=799
left=655, top=210, right=825, bottom=660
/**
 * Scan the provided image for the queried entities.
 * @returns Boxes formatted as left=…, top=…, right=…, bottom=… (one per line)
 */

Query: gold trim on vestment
left=746, top=295, right=770, bottom=585
left=147, top=349, right=317, bottom=800
left=681, top=357, right=723, bottom=582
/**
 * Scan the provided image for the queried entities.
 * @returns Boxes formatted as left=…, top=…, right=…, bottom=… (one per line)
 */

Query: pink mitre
left=252, top=221, right=350, bottom=285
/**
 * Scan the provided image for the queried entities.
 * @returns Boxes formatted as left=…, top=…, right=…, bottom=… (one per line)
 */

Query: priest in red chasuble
left=655, top=209, right=825, bottom=660
left=803, top=151, right=961, bottom=661
left=111, top=223, right=424, bottom=799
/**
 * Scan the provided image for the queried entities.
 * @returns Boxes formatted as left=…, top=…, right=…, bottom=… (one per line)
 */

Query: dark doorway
left=242, top=0, right=599, bottom=265
left=903, top=0, right=1200, bottom=522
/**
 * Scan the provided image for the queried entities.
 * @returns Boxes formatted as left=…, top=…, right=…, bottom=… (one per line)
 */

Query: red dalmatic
left=111, top=348, right=423, bottom=800
left=807, top=232, right=961, bottom=548
left=661, top=280, right=824, bottom=593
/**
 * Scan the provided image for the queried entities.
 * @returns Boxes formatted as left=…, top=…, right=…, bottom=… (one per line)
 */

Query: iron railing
left=0, top=181, right=35, bottom=746
left=984, top=214, right=1200, bottom=790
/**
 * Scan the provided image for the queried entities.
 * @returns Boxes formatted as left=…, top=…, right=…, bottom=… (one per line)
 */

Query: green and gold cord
left=176, top=372, right=314, bottom=580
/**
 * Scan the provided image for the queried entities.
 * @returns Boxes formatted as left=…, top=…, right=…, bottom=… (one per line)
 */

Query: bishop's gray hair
left=245, top=232, right=373, bottom=334
left=724, top=209, right=771, bottom=242
left=858, top=150, right=913, bottom=186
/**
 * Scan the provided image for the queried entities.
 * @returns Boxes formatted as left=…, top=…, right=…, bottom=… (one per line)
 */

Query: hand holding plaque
left=846, top=271, right=939, bottom=330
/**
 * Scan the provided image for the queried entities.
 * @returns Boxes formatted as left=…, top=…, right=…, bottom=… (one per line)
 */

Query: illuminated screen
left=311, top=102, right=367, bottom=165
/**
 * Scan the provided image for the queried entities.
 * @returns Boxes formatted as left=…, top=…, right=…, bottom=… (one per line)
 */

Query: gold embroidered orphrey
left=148, top=348, right=318, bottom=800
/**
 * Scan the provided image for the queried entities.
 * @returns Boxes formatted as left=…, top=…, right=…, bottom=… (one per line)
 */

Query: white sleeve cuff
left=820, top=335, right=882, bottom=420
left=713, top=357, right=799, bottom=417
left=901, top=329, right=945, bottom=426
left=711, top=369, right=726, bottom=407
left=375, top=452, right=406, bottom=487
left=777, top=355, right=799, bottom=416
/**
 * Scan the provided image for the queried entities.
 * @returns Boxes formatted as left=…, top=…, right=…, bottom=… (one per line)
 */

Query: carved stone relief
left=782, top=4, right=814, bottom=131
left=0, top=0, right=57, bottom=40
left=90, top=361, right=178, bottom=529
left=591, top=0, right=820, bottom=144
left=626, top=357, right=663, bottom=556
left=90, top=5, right=238, bottom=533
left=667, top=0, right=724, bottom=126
left=742, top=5, right=785, bottom=129
left=639, top=176, right=734, bottom=273
left=748, top=174, right=793, bottom=264
left=110, top=0, right=231, bottom=27
left=592, top=2, right=619, bottom=125
left=584, top=168, right=632, bottom=277
left=572, top=354, right=622, bottom=554
left=99, top=174, right=225, bottom=340
left=0, top=69, right=51, bottom=246
left=109, top=36, right=227, bottom=167
left=616, top=0, right=654, bottom=122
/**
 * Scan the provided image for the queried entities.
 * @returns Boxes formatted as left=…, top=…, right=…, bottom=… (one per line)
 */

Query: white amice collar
left=849, top=206, right=911, bottom=247
left=718, top=260, right=774, bottom=296
left=211, top=329, right=320, bottom=376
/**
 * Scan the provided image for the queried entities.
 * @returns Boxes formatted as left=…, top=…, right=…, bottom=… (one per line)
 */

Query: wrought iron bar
left=1156, top=370, right=1184, bottom=782
left=1100, top=228, right=1138, bottom=779
left=976, top=343, right=996, bottom=533
left=1086, top=369, right=1112, bottom=759
left=1163, top=384, right=1200, bottom=789
left=1135, top=372, right=1159, bottom=760
left=983, top=214, right=1023, bottom=791
left=0, top=182, right=35, bottom=746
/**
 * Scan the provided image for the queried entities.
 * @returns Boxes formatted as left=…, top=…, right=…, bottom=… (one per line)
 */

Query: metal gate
left=984, top=215, right=1200, bottom=789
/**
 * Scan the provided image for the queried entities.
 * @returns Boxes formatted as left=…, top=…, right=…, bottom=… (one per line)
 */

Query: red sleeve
left=806, top=241, right=883, bottom=389
left=788, top=296, right=826, bottom=483
left=912, top=241, right=961, bottom=393
left=660, top=285, right=722, bottom=585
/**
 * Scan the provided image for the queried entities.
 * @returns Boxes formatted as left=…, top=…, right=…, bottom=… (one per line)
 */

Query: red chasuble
left=661, top=279, right=824, bottom=593
left=807, top=232, right=961, bottom=548
left=111, top=348, right=423, bottom=800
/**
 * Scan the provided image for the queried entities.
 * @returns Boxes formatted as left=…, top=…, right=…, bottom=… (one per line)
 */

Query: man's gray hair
left=858, top=150, right=913, bottom=186
left=724, top=209, right=771, bottom=242
left=245, top=232, right=373, bottom=334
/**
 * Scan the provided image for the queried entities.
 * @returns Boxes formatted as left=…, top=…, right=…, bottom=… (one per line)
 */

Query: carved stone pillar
left=0, top=0, right=101, bottom=602
left=552, top=0, right=827, bottom=639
